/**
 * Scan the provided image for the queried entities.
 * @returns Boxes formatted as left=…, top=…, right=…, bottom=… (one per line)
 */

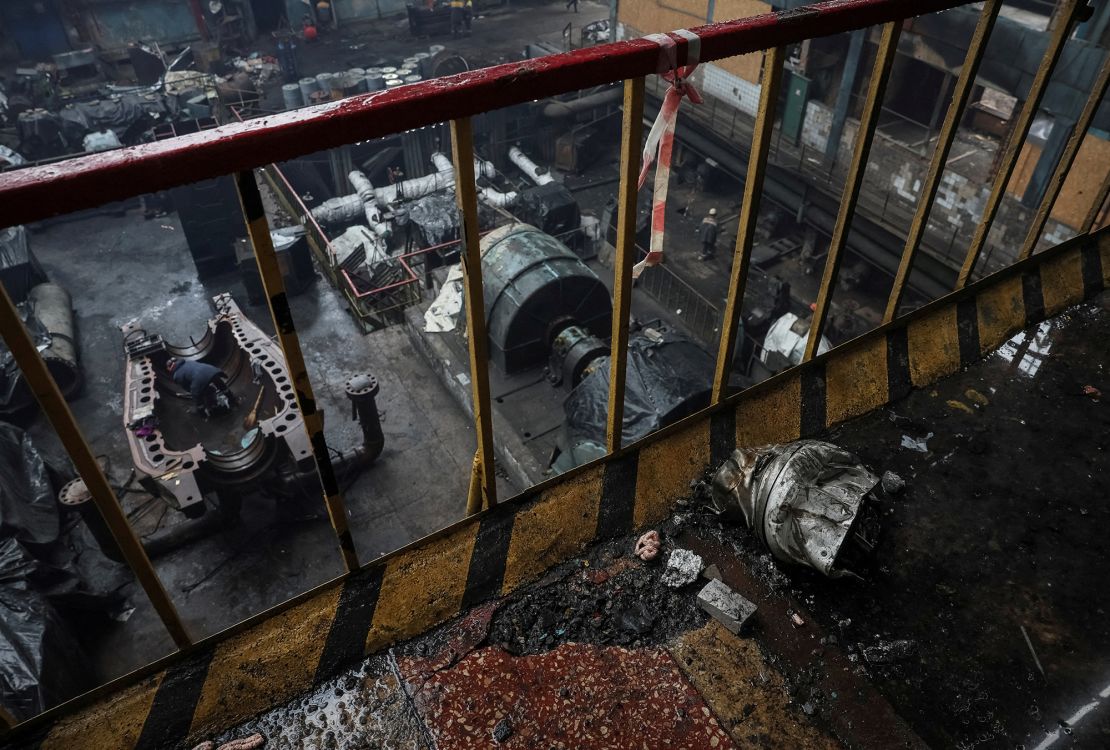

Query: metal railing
left=0, top=0, right=1106, bottom=728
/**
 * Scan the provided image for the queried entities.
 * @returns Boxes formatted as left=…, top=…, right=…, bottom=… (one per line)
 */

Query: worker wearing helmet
left=699, top=208, right=719, bottom=261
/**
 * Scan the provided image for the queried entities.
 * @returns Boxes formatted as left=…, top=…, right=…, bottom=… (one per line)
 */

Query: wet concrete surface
left=20, top=203, right=484, bottom=688
left=204, top=293, right=1110, bottom=749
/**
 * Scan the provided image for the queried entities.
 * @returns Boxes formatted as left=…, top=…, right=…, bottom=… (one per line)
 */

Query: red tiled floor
left=404, top=642, right=734, bottom=749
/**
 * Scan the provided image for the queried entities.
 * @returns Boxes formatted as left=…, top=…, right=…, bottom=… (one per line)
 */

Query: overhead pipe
left=509, top=146, right=554, bottom=186
left=346, top=170, right=390, bottom=238
left=314, top=152, right=500, bottom=225
left=432, top=151, right=516, bottom=207
left=542, top=87, right=622, bottom=118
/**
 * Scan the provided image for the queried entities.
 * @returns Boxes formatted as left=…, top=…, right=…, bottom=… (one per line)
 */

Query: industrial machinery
left=119, top=294, right=383, bottom=524
left=480, top=223, right=611, bottom=373
left=549, top=324, right=714, bottom=472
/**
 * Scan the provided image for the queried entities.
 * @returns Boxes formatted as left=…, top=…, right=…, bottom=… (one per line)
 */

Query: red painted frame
left=0, top=0, right=972, bottom=228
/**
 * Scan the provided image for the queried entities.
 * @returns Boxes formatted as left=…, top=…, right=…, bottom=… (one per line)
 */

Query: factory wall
left=616, top=0, right=771, bottom=85
left=74, top=0, right=202, bottom=53
left=1008, top=132, right=1110, bottom=230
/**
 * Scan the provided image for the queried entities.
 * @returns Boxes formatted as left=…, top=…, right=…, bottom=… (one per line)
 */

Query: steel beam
left=0, top=282, right=191, bottom=648
left=954, top=0, right=1085, bottom=289
left=234, top=170, right=360, bottom=571
left=450, top=118, right=498, bottom=513
left=711, top=47, right=785, bottom=402
left=884, top=0, right=1001, bottom=321
left=607, top=77, right=645, bottom=452
left=1017, top=54, right=1110, bottom=259
left=805, top=21, right=901, bottom=360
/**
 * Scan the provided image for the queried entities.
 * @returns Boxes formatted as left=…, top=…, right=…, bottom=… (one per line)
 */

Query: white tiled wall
left=700, top=64, right=761, bottom=117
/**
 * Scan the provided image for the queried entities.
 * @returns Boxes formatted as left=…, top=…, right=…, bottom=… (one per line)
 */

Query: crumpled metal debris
left=710, top=440, right=880, bottom=578
left=862, top=639, right=917, bottom=664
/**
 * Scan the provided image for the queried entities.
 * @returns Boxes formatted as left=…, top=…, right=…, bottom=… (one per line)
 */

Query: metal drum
left=316, top=72, right=334, bottom=95
left=298, top=76, right=319, bottom=100
left=281, top=83, right=303, bottom=109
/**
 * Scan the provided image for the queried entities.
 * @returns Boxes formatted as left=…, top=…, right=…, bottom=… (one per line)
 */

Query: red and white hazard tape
left=632, top=29, right=702, bottom=280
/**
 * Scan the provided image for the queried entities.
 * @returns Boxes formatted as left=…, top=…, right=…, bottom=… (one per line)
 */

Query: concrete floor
left=200, top=292, right=1110, bottom=749
left=3, top=0, right=623, bottom=699
left=23, top=201, right=485, bottom=684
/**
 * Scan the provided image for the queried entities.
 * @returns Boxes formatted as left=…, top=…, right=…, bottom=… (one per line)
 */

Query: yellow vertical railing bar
left=954, top=0, right=1085, bottom=290
left=1017, top=53, right=1110, bottom=259
left=450, top=118, right=498, bottom=513
left=881, top=0, right=1002, bottom=323
left=1080, top=169, right=1110, bottom=233
left=606, top=77, right=645, bottom=453
left=805, top=21, right=902, bottom=360
left=711, top=46, right=786, bottom=403
left=234, top=170, right=360, bottom=571
left=0, top=280, right=191, bottom=647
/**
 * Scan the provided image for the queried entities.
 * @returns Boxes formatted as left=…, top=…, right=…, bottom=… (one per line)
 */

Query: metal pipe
left=27, top=282, right=82, bottom=399
left=542, top=87, right=623, bottom=118
left=509, top=146, right=555, bottom=185
left=345, top=373, right=385, bottom=462
left=882, top=0, right=1002, bottom=322
left=711, top=47, right=786, bottom=403
left=478, top=186, right=519, bottom=207
left=805, top=22, right=901, bottom=361
left=0, top=278, right=191, bottom=648
left=1017, top=54, right=1110, bottom=260
left=606, top=77, right=645, bottom=452
left=234, top=169, right=361, bottom=571
left=451, top=118, right=498, bottom=514
left=346, top=171, right=390, bottom=238
left=954, top=0, right=1086, bottom=290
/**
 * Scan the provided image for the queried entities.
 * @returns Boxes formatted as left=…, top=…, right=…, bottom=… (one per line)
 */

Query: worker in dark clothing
left=166, top=357, right=236, bottom=416
left=567, top=0, right=579, bottom=12
left=450, top=0, right=465, bottom=37
left=464, top=0, right=473, bottom=30
left=699, top=208, right=719, bottom=261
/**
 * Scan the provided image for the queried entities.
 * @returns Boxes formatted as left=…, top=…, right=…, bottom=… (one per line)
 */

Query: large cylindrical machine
left=551, top=326, right=714, bottom=473
left=480, top=224, right=611, bottom=374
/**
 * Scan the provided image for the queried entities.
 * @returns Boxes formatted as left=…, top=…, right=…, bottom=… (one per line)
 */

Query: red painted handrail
left=0, top=0, right=971, bottom=228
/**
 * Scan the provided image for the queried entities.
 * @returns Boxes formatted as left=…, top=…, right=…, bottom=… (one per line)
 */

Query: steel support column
left=711, top=47, right=786, bottom=402
left=606, top=77, right=645, bottom=452
left=450, top=118, right=498, bottom=513
left=0, top=282, right=191, bottom=648
left=884, top=0, right=1002, bottom=320
left=825, top=28, right=866, bottom=164
left=234, top=170, right=361, bottom=571
left=954, top=0, right=1084, bottom=289
left=805, top=21, right=901, bottom=360
left=1018, top=54, right=1110, bottom=259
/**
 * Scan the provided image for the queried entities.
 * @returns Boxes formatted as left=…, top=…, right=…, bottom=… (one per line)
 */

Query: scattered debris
left=1083, top=384, right=1101, bottom=399
left=1021, top=625, right=1046, bottom=678
left=634, top=530, right=661, bottom=561
left=946, top=399, right=975, bottom=414
left=965, top=388, right=990, bottom=406
left=702, top=563, right=722, bottom=581
left=696, top=579, right=756, bottom=634
left=709, top=441, right=881, bottom=577
left=616, top=602, right=656, bottom=635
left=881, top=470, right=905, bottom=495
left=492, top=717, right=513, bottom=743
left=862, top=639, right=917, bottom=664
left=661, top=548, right=704, bottom=588
left=900, top=432, right=934, bottom=452
left=191, top=734, right=265, bottom=750
left=789, top=611, right=805, bottom=628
